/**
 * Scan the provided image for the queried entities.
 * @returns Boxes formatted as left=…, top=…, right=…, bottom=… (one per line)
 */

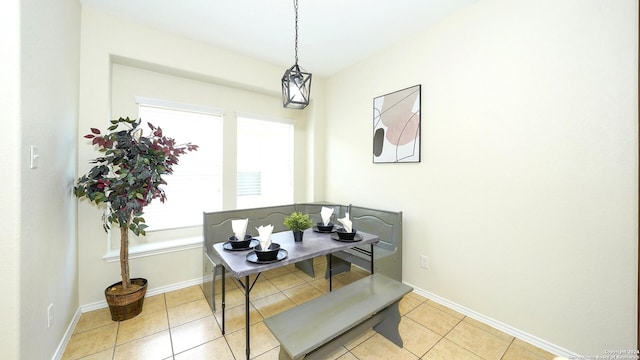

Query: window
left=137, top=98, right=223, bottom=231
left=107, top=65, right=303, bottom=259
left=236, top=115, right=293, bottom=209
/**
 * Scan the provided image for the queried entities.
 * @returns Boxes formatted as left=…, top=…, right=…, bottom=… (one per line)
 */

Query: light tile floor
left=62, top=258, right=557, bottom=359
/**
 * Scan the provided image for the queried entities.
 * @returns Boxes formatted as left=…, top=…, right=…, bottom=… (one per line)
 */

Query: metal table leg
left=221, top=266, right=226, bottom=334
left=227, top=274, right=260, bottom=360
left=244, top=275, right=250, bottom=360
left=371, top=243, right=375, bottom=274
left=329, top=253, right=333, bottom=291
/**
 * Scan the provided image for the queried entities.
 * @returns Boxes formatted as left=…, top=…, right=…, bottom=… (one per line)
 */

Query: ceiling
left=80, top=0, right=477, bottom=77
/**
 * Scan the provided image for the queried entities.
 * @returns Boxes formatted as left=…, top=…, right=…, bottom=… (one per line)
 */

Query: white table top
left=212, top=228, right=379, bottom=278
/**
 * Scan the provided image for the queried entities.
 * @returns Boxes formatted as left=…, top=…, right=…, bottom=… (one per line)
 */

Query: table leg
left=329, top=254, right=333, bottom=292
left=245, top=275, right=250, bottom=360
left=221, top=266, right=226, bottom=334
left=370, top=243, right=375, bottom=274
left=228, top=274, right=260, bottom=359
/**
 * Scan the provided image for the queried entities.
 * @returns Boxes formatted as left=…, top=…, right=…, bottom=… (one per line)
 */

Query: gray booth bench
left=202, top=203, right=402, bottom=312
left=264, top=273, right=412, bottom=360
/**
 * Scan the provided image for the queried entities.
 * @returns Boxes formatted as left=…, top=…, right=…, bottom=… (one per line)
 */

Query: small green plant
left=283, top=211, right=313, bottom=232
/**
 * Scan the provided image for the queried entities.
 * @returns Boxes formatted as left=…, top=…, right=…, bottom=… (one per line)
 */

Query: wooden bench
left=263, top=273, right=413, bottom=360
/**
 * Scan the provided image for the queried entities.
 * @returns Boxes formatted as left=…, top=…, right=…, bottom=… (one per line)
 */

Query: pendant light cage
left=282, top=0, right=312, bottom=109
left=282, top=64, right=312, bottom=109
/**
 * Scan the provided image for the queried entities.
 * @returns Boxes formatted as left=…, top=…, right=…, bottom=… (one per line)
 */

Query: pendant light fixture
left=281, top=0, right=312, bottom=109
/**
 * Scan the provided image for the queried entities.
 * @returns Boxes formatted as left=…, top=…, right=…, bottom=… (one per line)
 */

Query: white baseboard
left=51, top=307, right=81, bottom=360
left=80, top=277, right=204, bottom=313
left=404, top=280, right=578, bottom=359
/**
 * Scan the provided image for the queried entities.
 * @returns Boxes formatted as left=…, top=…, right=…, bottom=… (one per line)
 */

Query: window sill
left=103, top=237, right=202, bottom=263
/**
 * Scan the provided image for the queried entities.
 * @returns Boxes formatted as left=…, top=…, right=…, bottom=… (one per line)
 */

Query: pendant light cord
left=294, top=0, right=299, bottom=65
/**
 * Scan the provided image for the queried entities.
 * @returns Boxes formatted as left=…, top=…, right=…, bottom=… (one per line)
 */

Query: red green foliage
left=74, top=117, right=198, bottom=236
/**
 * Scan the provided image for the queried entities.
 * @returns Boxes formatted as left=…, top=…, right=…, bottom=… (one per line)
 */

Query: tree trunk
left=120, top=225, right=131, bottom=289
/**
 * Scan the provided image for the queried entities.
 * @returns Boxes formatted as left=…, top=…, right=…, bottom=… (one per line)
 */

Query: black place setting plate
left=223, top=239, right=259, bottom=251
left=246, top=249, right=288, bottom=264
left=330, top=233, right=363, bottom=242
left=313, top=225, right=337, bottom=233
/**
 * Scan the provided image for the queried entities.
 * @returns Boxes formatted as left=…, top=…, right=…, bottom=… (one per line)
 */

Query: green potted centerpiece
left=284, top=211, right=313, bottom=242
left=74, top=116, right=197, bottom=321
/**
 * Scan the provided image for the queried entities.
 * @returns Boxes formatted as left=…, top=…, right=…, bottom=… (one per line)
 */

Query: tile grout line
left=400, top=296, right=433, bottom=359
left=106, top=319, right=118, bottom=360
left=424, top=315, right=467, bottom=359
left=111, top=319, right=118, bottom=360
left=455, top=315, right=523, bottom=360
left=400, top=298, right=449, bottom=358
left=500, top=337, right=517, bottom=360
left=163, top=293, right=178, bottom=358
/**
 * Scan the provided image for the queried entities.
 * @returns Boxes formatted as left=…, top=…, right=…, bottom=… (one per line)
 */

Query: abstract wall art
left=372, top=85, right=421, bottom=163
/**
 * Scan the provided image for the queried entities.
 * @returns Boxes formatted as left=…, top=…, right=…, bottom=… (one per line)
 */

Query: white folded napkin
left=255, top=225, right=274, bottom=250
left=320, top=207, right=334, bottom=226
left=338, top=213, right=353, bottom=233
left=232, top=218, right=248, bottom=240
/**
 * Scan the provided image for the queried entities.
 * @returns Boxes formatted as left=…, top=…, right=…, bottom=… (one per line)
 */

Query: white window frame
left=104, top=97, right=224, bottom=260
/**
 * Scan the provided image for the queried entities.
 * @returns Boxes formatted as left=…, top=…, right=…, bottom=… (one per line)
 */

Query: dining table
left=212, top=227, right=379, bottom=360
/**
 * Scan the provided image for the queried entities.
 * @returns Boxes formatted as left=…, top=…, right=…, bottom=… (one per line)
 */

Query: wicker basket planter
left=104, top=278, right=148, bottom=321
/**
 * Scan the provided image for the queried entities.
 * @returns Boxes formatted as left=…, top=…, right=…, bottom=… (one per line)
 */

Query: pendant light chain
left=294, top=0, right=299, bottom=65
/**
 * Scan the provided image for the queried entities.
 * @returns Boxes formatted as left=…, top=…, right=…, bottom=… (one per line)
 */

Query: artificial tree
left=75, top=117, right=197, bottom=295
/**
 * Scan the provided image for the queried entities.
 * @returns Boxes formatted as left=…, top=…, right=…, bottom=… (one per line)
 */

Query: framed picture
left=372, top=85, right=421, bottom=163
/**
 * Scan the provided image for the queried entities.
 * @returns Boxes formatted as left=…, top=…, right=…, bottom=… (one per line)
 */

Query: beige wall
left=0, top=1, right=21, bottom=358
left=0, top=0, right=81, bottom=358
left=78, top=7, right=326, bottom=305
left=325, top=0, right=637, bottom=355
left=21, top=0, right=81, bottom=357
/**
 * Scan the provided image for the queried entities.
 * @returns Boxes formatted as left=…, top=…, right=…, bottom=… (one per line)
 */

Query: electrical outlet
left=47, top=303, right=53, bottom=328
left=420, top=255, right=430, bottom=269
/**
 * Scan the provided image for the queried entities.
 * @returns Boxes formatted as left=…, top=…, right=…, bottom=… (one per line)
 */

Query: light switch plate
left=30, top=145, right=39, bottom=169
left=47, top=303, right=53, bottom=328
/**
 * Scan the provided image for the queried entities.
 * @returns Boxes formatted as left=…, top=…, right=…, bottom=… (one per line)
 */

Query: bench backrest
left=326, top=205, right=403, bottom=281
left=348, top=205, right=402, bottom=254
left=203, top=204, right=296, bottom=257
left=294, top=202, right=342, bottom=226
